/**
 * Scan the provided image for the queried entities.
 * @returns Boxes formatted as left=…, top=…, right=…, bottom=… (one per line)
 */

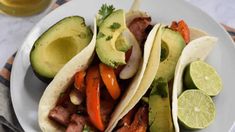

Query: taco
left=105, top=2, right=218, bottom=130
left=38, top=4, right=162, bottom=132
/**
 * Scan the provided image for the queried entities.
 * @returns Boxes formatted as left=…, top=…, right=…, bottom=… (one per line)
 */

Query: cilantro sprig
left=97, top=4, right=115, bottom=26
left=109, top=22, right=121, bottom=31
left=106, top=35, right=113, bottom=41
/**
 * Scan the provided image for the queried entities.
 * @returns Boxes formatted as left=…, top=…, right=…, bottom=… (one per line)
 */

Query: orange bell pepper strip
left=86, top=65, right=105, bottom=131
left=99, top=63, right=121, bottom=100
left=74, top=71, right=86, bottom=93
left=170, top=20, right=190, bottom=44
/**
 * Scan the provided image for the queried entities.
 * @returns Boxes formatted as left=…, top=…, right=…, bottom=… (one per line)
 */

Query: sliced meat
left=130, top=106, right=148, bottom=132
left=117, top=105, right=148, bottom=132
left=100, top=87, right=115, bottom=125
left=48, top=106, right=71, bottom=126
left=128, top=17, right=151, bottom=46
left=77, top=104, right=87, bottom=115
left=117, top=106, right=137, bottom=127
left=56, top=87, right=73, bottom=106
left=66, top=114, right=86, bottom=132
left=100, top=98, right=115, bottom=125
left=66, top=122, right=82, bottom=132
left=63, top=100, right=77, bottom=114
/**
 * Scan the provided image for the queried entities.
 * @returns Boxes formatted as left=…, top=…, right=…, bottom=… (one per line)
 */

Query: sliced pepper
left=170, top=20, right=190, bottom=43
left=86, top=65, right=104, bottom=131
left=74, top=71, right=86, bottom=93
left=99, top=63, right=121, bottom=100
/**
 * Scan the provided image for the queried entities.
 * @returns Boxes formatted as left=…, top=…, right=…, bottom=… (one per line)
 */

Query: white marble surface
left=0, top=0, right=235, bottom=68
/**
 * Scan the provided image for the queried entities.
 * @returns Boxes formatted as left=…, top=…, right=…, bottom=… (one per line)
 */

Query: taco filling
left=45, top=5, right=154, bottom=132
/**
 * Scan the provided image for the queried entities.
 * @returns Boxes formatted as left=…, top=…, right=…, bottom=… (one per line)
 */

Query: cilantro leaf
left=97, top=4, right=115, bottom=26
left=109, top=22, right=121, bottom=31
left=106, top=35, right=113, bottom=41
left=97, top=32, right=105, bottom=39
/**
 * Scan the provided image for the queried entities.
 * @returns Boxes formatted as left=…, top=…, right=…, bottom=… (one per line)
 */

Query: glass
left=0, top=0, right=52, bottom=16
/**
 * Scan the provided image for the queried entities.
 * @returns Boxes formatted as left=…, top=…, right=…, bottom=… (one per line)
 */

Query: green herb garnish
left=109, top=22, right=121, bottom=31
left=106, top=35, right=113, bottom=41
left=97, top=32, right=105, bottom=39
left=77, top=110, right=82, bottom=115
left=150, top=78, right=168, bottom=98
left=97, top=4, right=115, bottom=26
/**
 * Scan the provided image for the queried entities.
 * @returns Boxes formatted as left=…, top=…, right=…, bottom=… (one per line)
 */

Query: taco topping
left=86, top=65, right=104, bottom=131
left=117, top=105, right=148, bottom=132
left=66, top=114, right=88, bottom=132
left=49, top=106, right=71, bottom=126
left=99, top=63, right=121, bottom=100
left=128, top=17, right=152, bottom=47
left=170, top=20, right=190, bottom=43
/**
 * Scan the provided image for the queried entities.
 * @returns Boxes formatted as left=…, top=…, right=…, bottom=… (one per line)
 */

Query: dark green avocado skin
left=32, top=68, right=52, bottom=84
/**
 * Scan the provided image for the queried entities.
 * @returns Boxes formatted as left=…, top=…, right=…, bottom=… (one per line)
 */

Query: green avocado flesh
left=149, top=78, right=174, bottom=132
left=115, top=33, right=131, bottom=52
left=96, top=9, right=127, bottom=68
left=156, top=28, right=186, bottom=81
left=30, top=16, right=92, bottom=81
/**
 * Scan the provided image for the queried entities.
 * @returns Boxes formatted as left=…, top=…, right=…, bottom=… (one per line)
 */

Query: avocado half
left=156, top=28, right=186, bottom=81
left=30, top=16, right=92, bottom=83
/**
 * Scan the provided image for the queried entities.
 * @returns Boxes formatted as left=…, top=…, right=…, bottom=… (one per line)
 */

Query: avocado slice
left=156, top=28, right=186, bottom=81
left=149, top=78, right=174, bottom=132
left=115, top=33, right=131, bottom=52
left=30, top=16, right=92, bottom=82
left=96, top=9, right=127, bottom=68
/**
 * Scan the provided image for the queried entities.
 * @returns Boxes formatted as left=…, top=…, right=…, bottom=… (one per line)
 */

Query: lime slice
left=178, top=90, right=216, bottom=129
left=184, top=60, right=222, bottom=96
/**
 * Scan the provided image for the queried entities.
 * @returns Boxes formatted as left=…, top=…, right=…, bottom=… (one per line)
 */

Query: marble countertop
left=0, top=0, right=235, bottom=68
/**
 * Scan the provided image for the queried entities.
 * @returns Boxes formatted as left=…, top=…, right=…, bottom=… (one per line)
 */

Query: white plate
left=10, top=0, right=235, bottom=131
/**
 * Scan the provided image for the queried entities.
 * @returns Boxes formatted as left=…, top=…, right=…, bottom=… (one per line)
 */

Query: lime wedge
left=184, top=60, right=222, bottom=96
left=178, top=90, right=216, bottom=129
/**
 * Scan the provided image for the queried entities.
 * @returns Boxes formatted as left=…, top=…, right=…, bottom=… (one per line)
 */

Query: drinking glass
left=0, top=0, right=52, bottom=16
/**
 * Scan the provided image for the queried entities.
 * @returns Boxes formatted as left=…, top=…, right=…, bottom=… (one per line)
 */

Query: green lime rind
left=184, top=61, right=222, bottom=96
left=178, top=90, right=216, bottom=129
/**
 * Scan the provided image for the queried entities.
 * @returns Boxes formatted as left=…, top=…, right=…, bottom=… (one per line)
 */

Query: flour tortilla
left=38, top=19, right=97, bottom=132
left=172, top=36, right=218, bottom=132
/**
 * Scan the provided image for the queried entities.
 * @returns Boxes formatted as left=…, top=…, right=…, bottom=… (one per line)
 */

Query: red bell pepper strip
left=170, top=20, right=190, bottom=44
left=86, top=65, right=104, bottom=131
left=74, top=71, right=86, bottom=93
